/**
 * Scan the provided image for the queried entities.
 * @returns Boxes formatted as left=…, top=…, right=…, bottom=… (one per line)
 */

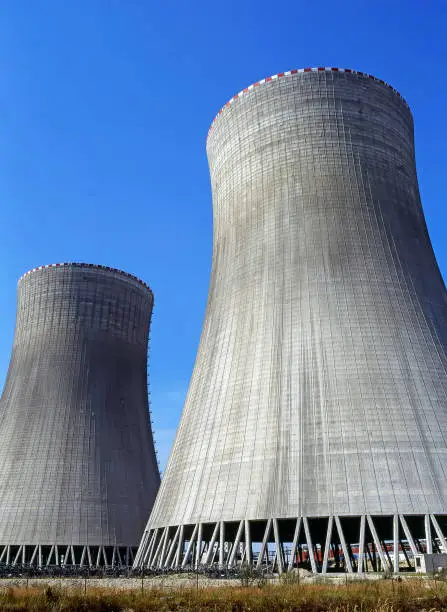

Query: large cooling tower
left=0, top=263, right=160, bottom=567
left=136, top=67, right=447, bottom=573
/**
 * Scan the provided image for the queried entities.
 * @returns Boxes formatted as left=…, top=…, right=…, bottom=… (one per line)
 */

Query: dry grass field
left=0, top=577, right=446, bottom=611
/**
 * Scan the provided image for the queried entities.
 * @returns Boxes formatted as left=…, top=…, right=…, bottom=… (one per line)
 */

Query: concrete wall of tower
left=146, top=69, right=447, bottom=531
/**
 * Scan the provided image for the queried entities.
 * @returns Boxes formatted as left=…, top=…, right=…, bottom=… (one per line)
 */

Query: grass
left=0, top=578, right=446, bottom=611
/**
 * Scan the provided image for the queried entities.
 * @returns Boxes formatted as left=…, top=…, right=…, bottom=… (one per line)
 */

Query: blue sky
left=0, top=1, right=445, bottom=471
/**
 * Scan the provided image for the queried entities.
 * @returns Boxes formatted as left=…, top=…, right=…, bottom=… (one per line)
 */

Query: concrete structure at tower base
left=136, top=514, right=447, bottom=574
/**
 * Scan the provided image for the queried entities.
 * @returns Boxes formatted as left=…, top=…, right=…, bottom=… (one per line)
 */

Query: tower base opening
left=135, top=514, right=447, bottom=574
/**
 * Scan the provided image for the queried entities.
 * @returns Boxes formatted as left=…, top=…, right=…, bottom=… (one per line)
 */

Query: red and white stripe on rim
left=207, top=67, right=408, bottom=139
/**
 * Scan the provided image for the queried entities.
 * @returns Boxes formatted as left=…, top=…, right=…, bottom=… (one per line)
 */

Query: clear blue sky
left=0, top=1, right=445, bottom=471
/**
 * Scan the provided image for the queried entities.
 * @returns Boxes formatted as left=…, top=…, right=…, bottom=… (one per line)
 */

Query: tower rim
left=207, top=66, right=409, bottom=143
left=18, top=262, right=153, bottom=296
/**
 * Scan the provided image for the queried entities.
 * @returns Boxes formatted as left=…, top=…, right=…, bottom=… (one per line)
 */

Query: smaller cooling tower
left=0, top=263, right=160, bottom=567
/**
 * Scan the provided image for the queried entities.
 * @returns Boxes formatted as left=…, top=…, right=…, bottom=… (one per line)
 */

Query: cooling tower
left=136, top=67, right=447, bottom=573
left=0, top=263, right=160, bottom=567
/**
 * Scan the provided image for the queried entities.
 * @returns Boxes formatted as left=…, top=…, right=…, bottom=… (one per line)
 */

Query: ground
left=0, top=573, right=445, bottom=610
